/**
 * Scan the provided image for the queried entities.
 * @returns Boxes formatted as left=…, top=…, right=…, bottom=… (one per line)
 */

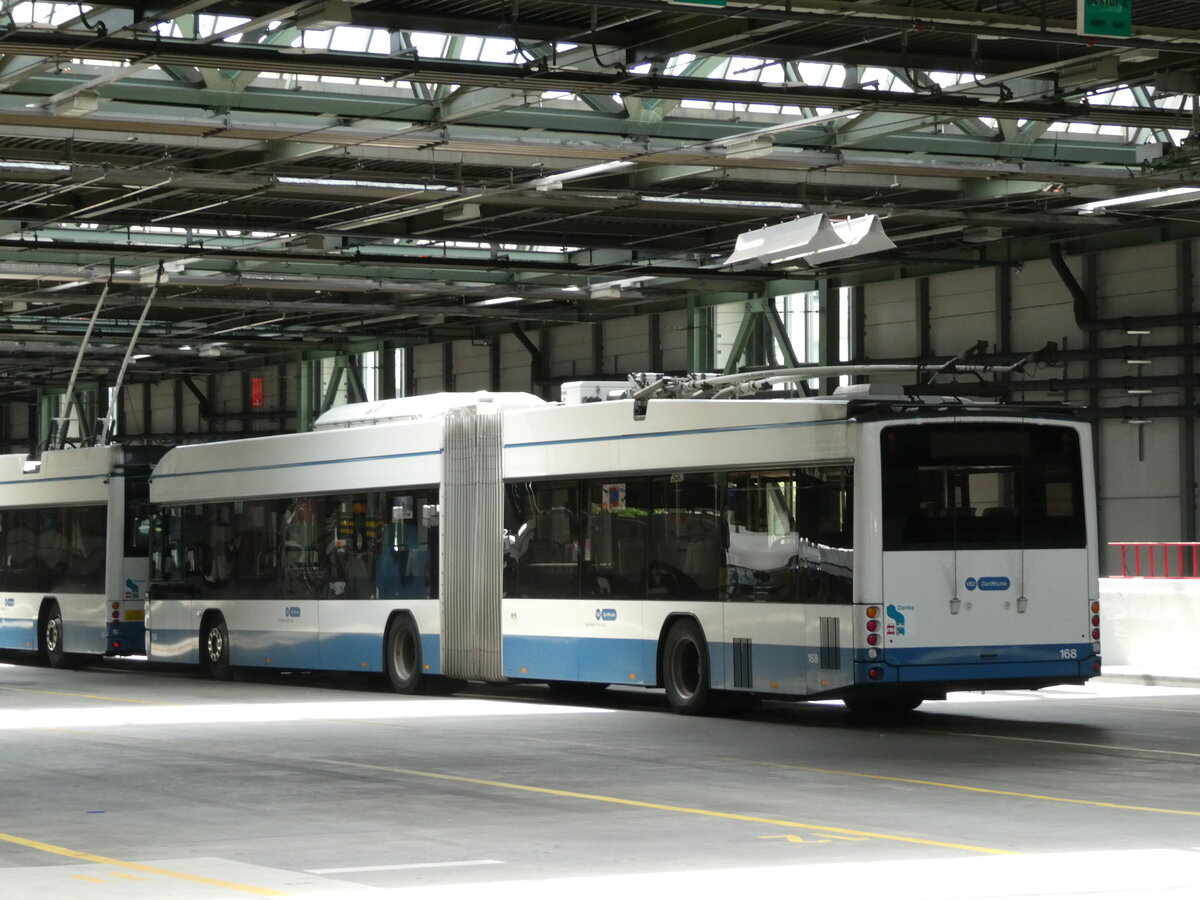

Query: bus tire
left=40, top=600, right=67, bottom=669
left=385, top=615, right=423, bottom=694
left=201, top=613, right=232, bottom=680
left=662, top=618, right=713, bottom=715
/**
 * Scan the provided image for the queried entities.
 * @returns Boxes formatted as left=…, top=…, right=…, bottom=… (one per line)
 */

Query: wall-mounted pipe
left=510, top=323, right=551, bottom=387
left=932, top=374, right=1200, bottom=395
left=1049, top=246, right=1200, bottom=331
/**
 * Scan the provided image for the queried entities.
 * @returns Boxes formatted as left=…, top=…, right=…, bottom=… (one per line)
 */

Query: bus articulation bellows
left=145, top=379, right=1101, bottom=714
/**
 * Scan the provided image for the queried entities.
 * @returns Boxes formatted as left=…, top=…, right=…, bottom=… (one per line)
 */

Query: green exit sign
left=670, top=0, right=727, bottom=6
left=1077, top=0, right=1131, bottom=37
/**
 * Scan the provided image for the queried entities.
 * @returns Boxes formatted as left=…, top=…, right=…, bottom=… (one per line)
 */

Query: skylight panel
left=302, top=29, right=333, bottom=50
left=795, top=63, right=840, bottom=87
left=456, top=35, right=485, bottom=61
left=727, top=57, right=765, bottom=82
left=666, top=54, right=697, bottom=76
left=11, top=2, right=84, bottom=26
left=408, top=32, right=452, bottom=58
left=366, top=30, right=391, bottom=54
left=759, top=63, right=785, bottom=83
left=329, top=26, right=374, bottom=52
left=480, top=37, right=516, bottom=62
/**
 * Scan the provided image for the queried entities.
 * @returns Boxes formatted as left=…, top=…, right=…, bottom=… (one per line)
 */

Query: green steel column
left=297, top=358, right=315, bottom=433
left=322, top=357, right=347, bottom=414
left=688, top=300, right=711, bottom=373
left=38, top=392, right=56, bottom=453
left=723, top=301, right=760, bottom=374
left=818, top=281, right=841, bottom=396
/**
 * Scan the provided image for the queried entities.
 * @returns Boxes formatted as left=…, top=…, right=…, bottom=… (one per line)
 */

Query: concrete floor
left=1, top=655, right=1198, bottom=899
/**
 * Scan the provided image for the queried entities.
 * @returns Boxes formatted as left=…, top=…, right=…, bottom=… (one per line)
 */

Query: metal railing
left=1109, top=542, right=1200, bottom=578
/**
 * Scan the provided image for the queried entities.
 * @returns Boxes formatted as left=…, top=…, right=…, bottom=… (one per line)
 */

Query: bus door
left=879, top=422, right=1090, bottom=676
left=723, top=468, right=853, bottom=697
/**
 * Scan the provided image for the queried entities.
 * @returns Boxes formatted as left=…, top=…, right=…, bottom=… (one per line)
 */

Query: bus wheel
left=662, top=618, right=712, bottom=715
left=385, top=615, right=422, bottom=694
left=40, top=601, right=67, bottom=668
left=201, top=614, right=232, bottom=680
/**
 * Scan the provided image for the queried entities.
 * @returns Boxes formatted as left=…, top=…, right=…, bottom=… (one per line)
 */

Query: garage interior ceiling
left=1, top=0, right=1200, bottom=396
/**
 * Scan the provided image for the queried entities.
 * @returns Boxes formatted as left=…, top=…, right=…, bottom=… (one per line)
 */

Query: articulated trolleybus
left=146, top=374, right=1100, bottom=714
left=0, top=444, right=159, bottom=665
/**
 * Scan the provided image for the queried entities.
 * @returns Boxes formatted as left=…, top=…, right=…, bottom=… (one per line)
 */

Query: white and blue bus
left=0, top=444, right=160, bottom=665
left=145, top=380, right=1100, bottom=714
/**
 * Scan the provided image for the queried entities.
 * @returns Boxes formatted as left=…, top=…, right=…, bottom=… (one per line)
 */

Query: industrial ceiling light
left=724, top=214, right=896, bottom=267
left=530, top=160, right=634, bottom=191
left=723, top=214, right=842, bottom=266
left=801, top=215, right=896, bottom=265
left=1075, top=186, right=1200, bottom=215
left=717, top=134, right=775, bottom=159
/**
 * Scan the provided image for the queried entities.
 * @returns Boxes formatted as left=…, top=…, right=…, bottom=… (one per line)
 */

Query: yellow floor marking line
left=750, top=761, right=1200, bottom=817
left=0, top=685, right=166, bottom=705
left=310, top=758, right=1014, bottom=855
left=930, top=730, right=1200, bottom=760
left=0, top=832, right=285, bottom=897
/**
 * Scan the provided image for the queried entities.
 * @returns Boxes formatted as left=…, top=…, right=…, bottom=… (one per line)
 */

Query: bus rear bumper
left=854, top=655, right=1100, bottom=691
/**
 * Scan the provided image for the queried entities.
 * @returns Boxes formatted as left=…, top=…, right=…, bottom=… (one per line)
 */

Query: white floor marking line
left=307, top=859, right=505, bottom=874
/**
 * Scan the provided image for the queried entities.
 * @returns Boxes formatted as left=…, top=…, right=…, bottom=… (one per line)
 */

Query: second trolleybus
left=144, top=376, right=1101, bottom=714
left=0, top=444, right=160, bottom=665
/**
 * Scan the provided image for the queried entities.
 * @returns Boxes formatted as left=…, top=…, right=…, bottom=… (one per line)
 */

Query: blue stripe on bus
left=503, top=635, right=827, bottom=691
left=153, top=419, right=834, bottom=485
left=230, top=631, right=320, bottom=669
left=0, top=620, right=36, bottom=650
left=315, top=632, right=444, bottom=675
left=505, top=417, right=838, bottom=451
left=148, top=626, right=1093, bottom=692
left=107, top=621, right=146, bottom=656
left=882, top=643, right=1094, bottom=666
left=151, top=448, right=442, bottom=483
left=859, top=656, right=1095, bottom=685
left=0, top=473, right=109, bottom=488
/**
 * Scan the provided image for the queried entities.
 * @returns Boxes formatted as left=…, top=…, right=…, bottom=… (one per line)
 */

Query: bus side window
left=582, top=479, right=648, bottom=599
left=505, top=481, right=579, bottom=599
left=722, top=470, right=798, bottom=603
left=794, top=466, right=853, bottom=605
left=649, top=473, right=718, bottom=602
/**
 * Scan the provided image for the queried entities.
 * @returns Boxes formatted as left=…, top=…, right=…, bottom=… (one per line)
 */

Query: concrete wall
left=1099, top=578, right=1200, bottom=670
left=861, top=240, right=1198, bottom=575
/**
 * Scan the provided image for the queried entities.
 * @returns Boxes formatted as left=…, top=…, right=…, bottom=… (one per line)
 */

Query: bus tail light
left=864, top=606, right=882, bottom=656
left=1090, top=600, right=1101, bottom=654
left=868, top=667, right=883, bottom=680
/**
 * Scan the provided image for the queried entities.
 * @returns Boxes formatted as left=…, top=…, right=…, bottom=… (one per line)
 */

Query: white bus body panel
left=0, top=446, right=123, bottom=656
left=503, top=398, right=850, bottom=480
left=857, top=418, right=1098, bottom=688
left=150, top=418, right=444, bottom=505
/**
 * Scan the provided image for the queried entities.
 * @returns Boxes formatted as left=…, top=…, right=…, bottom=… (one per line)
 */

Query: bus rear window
left=881, top=423, right=1086, bottom=550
